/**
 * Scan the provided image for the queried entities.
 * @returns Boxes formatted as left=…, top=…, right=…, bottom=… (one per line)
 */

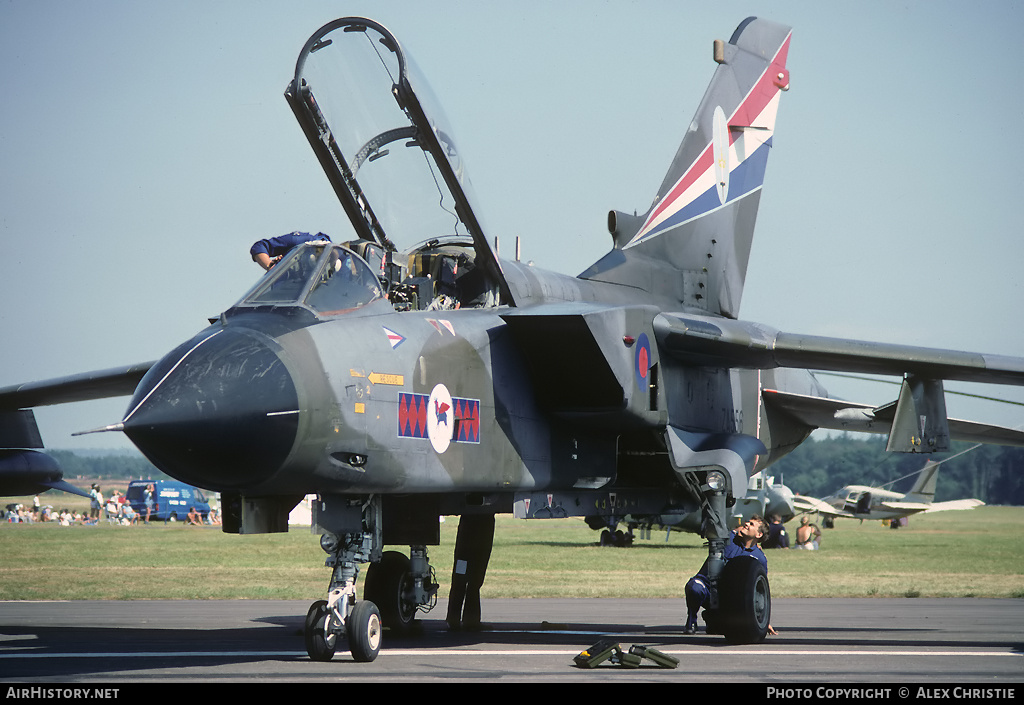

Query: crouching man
left=684, top=515, right=777, bottom=636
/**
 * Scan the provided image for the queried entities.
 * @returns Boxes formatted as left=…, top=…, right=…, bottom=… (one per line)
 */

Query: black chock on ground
left=573, top=638, right=620, bottom=668
left=629, top=644, right=680, bottom=669
left=574, top=640, right=679, bottom=669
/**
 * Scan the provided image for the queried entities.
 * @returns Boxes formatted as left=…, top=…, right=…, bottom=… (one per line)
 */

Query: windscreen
left=240, top=243, right=382, bottom=314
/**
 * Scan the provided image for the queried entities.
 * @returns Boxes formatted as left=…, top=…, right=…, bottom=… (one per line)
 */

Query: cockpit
left=233, top=237, right=498, bottom=317
left=239, top=242, right=383, bottom=316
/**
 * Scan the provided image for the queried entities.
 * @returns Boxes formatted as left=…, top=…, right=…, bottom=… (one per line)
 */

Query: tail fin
left=904, top=461, right=941, bottom=503
left=584, top=17, right=792, bottom=318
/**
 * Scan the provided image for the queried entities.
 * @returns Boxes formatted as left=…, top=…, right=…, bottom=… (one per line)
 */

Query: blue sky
left=2, top=0, right=1023, bottom=451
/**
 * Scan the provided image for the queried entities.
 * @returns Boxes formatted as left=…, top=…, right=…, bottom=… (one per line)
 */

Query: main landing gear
left=690, top=469, right=772, bottom=645
left=304, top=495, right=438, bottom=662
left=701, top=556, right=771, bottom=644
left=364, top=547, right=438, bottom=633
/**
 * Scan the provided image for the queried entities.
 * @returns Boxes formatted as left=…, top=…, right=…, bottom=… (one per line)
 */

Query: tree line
left=50, top=449, right=170, bottom=483
left=768, top=434, right=1024, bottom=505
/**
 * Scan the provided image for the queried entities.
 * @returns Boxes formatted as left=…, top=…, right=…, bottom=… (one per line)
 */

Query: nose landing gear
left=304, top=495, right=383, bottom=662
left=304, top=495, right=437, bottom=662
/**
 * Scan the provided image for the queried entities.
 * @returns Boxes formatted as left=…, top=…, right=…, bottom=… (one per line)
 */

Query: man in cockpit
left=250, top=231, right=331, bottom=270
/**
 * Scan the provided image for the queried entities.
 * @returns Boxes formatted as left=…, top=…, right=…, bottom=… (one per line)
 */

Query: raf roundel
left=634, top=333, right=652, bottom=391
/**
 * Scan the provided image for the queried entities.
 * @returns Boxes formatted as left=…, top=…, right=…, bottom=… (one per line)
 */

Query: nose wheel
left=304, top=597, right=382, bottom=662
left=304, top=600, right=337, bottom=662
left=347, top=600, right=382, bottom=662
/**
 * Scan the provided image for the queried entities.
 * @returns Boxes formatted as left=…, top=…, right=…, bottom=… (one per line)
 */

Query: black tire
left=363, top=551, right=417, bottom=632
left=348, top=600, right=382, bottom=662
left=304, top=600, right=337, bottom=662
left=714, top=556, right=771, bottom=644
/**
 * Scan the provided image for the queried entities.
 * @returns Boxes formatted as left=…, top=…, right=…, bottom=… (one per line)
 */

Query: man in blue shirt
left=684, top=515, right=776, bottom=635
left=762, top=513, right=790, bottom=549
left=250, top=231, right=330, bottom=270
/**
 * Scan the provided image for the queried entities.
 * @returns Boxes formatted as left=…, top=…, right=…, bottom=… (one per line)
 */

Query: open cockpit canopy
left=285, top=17, right=513, bottom=308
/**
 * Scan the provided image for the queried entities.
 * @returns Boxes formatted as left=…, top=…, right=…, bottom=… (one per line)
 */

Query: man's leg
left=447, top=514, right=495, bottom=630
left=684, top=575, right=710, bottom=634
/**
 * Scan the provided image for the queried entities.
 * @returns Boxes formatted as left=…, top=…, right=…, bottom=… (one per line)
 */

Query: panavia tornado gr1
left=3, top=16, right=1024, bottom=662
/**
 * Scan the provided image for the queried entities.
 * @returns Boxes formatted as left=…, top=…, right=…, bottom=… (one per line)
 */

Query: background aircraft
left=2, top=11, right=1024, bottom=663
left=582, top=471, right=797, bottom=546
left=793, top=447, right=985, bottom=524
left=0, top=410, right=90, bottom=498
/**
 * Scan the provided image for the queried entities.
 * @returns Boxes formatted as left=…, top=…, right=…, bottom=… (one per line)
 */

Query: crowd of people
left=3, top=486, right=220, bottom=526
left=3, top=500, right=100, bottom=525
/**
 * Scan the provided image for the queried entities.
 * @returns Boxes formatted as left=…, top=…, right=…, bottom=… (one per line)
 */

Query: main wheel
left=363, top=551, right=417, bottom=632
left=304, top=599, right=337, bottom=662
left=714, top=556, right=771, bottom=644
left=347, top=600, right=382, bottom=662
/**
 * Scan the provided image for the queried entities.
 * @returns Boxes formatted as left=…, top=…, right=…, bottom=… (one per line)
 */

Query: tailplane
left=583, top=17, right=792, bottom=318
left=904, top=460, right=941, bottom=504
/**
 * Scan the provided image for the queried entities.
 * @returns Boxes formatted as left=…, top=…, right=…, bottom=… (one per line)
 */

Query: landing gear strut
left=689, top=469, right=772, bottom=644
left=302, top=495, right=383, bottom=662
left=305, top=495, right=438, bottom=662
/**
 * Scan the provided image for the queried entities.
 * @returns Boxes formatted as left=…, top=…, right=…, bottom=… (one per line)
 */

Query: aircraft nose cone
left=123, top=329, right=299, bottom=491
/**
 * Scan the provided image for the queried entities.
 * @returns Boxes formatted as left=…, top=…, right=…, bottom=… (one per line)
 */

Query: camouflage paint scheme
left=4, top=16, right=1024, bottom=655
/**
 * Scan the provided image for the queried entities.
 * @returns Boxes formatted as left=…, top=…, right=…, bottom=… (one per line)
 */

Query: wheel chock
left=617, top=649, right=643, bottom=668
left=574, top=639, right=620, bottom=668
left=574, top=641, right=679, bottom=669
left=629, top=644, right=679, bottom=669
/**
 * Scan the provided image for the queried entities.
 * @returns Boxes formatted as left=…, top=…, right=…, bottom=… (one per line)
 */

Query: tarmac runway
left=1, top=598, right=1021, bottom=685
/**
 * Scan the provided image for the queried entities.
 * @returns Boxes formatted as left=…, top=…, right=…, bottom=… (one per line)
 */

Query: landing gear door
left=286, top=17, right=514, bottom=306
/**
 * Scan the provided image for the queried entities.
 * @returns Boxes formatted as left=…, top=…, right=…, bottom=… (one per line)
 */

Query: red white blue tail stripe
left=625, top=33, right=791, bottom=249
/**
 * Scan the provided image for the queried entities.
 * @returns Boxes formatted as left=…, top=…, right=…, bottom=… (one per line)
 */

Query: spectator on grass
left=105, top=491, right=120, bottom=523
left=761, top=514, right=790, bottom=549
left=90, top=485, right=102, bottom=521
left=794, top=516, right=821, bottom=550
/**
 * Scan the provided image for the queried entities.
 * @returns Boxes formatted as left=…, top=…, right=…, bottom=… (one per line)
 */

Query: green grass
left=1, top=504, right=1021, bottom=600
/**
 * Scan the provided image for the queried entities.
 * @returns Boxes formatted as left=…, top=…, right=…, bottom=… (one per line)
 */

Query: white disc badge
left=427, top=383, right=455, bottom=454
left=712, top=105, right=730, bottom=205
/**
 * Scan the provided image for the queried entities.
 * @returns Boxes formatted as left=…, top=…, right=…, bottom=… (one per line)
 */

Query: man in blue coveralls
left=250, top=231, right=330, bottom=270
left=684, top=515, right=777, bottom=635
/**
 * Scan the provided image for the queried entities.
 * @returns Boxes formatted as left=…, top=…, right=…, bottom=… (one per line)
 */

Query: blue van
left=126, top=480, right=211, bottom=523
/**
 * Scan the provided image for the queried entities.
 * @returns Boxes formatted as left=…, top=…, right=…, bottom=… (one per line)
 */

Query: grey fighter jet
left=3, top=16, right=1024, bottom=660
